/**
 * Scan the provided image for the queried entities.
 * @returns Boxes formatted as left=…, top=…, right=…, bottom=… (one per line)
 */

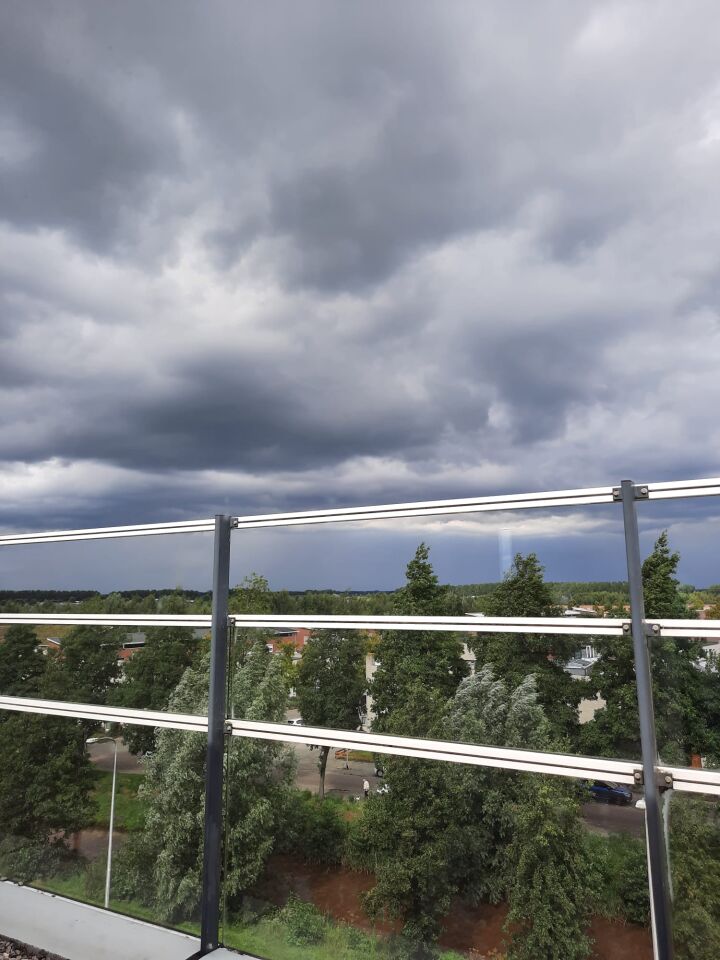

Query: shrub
left=280, top=790, right=348, bottom=864
left=275, top=895, right=327, bottom=945
left=0, top=837, right=76, bottom=884
left=584, top=832, right=649, bottom=926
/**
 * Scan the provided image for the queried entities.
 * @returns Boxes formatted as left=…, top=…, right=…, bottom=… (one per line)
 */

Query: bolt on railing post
left=619, top=480, right=673, bottom=960
left=200, top=514, right=232, bottom=954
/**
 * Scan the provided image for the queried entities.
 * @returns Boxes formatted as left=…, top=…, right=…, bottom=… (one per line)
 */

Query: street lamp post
left=86, top=735, right=119, bottom=910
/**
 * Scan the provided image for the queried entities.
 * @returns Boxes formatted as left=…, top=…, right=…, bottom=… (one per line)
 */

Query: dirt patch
left=67, top=829, right=127, bottom=860
left=589, top=917, right=653, bottom=960
left=254, top=855, right=653, bottom=959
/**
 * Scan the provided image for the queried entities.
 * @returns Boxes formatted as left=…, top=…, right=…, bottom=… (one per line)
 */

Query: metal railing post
left=200, top=514, right=232, bottom=953
left=619, top=480, right=673, bottom=960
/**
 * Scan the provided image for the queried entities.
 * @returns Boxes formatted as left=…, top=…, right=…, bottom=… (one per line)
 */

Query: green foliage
left=0, top=625, right=45, bottom=696
left=505, top=778, right=594, bottom=960
left=583, top=532, right=720, bottom=762
left=296, top=630, right=366, bottom=797
left=0, top=836, right=77, bottom=884
left=45, top=625, right=120, bottom=704
left=231, top=573, right=274, bottom=614
left=115, top=641, right=295, bottom=922
left=0, top=712, right=96, bottom=840
left=584, top=832, right=649, bottom=925
left=371, top=544, right=468, bottom=733
left=91, top=771, right=146, bottom=831
left=275, top=897, right=327, bottom=945
left=472, top=554, right=582, bottom=741
left=350, top=666, right=557, bottom=944
left=114, top=627, right=199, bottom=754
left=670, top=795, right=720, bottom=959
left=280, top=791, right=349, bottom=864
left=642, top=532, right=690, bottom=619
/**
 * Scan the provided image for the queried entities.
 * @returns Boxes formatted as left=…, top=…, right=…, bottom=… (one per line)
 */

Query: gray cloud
left=1, top=1, right=720, bottom=587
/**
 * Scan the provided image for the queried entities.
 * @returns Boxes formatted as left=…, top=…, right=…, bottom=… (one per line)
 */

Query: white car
left=286, top=717, right=303, bottom=726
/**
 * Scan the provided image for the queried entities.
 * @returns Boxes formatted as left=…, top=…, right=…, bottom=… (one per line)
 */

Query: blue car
left=586, top=780, right=633, bottom=805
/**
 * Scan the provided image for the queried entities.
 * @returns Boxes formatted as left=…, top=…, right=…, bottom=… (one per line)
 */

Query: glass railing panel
left=0, top=712, right=207, bottom=936
left=220, top=723, right=652, bottom=960
left=0, top=621, right=210, bottom=729
left=666, top=789, right=720, bottom=958
left=228, top=504, right=637, bottom=768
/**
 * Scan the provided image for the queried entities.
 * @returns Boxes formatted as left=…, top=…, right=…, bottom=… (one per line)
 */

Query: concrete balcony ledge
left=0, top=882, right=250, bottom=960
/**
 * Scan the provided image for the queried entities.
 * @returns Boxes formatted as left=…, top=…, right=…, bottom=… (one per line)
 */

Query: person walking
left=363, top=778, right=370, bottom=799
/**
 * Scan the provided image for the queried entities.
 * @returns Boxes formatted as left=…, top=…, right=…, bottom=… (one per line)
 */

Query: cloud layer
left=1, top=1, right=720, bottom=587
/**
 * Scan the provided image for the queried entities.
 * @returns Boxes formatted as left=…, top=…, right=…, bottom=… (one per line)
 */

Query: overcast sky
left=1, top=1, right=719, bottom=591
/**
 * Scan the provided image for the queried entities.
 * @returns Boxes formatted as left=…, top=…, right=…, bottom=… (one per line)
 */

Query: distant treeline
left=1, top=580, right=717, bottom=617
left=0, top=588, right=211, bottom=603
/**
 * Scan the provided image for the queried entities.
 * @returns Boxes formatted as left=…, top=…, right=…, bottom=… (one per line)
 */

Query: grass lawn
left=91, top=771, right=146, bottom=832
left=334, top=750, right=375, bottom=764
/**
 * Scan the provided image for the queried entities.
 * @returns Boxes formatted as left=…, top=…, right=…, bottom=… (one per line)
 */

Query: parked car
left=585, top=780, right=633, bottom=805
left=286, top=717, right=303, bottom=726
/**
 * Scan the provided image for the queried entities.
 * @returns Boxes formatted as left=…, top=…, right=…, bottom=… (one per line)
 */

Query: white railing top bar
left=232, top=485, right=615, bottom=527
left=230, top=613, right=626, bottom=637
left=0, top=518, right=215, bottom=546
left=229, top=717, right=637, bottom=781
left=0, top=614, right=212, bottom=628
left=656, top=619, right=720, bottom=640
left=2, top=611, right=717, bottom=639
left=1, top=476, right=718, bottom=544
left=0, top=695, right=208, bottom=732
left=646, top=477, right=720, bottom=500
left=0, top=693, right=718, bottom=794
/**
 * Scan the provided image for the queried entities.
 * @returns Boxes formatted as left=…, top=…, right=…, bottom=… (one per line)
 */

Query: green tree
left=371, top=543, right=468, bottom=733
left=642, top=532, right=689, bottom=619
left=116, top=641, right=294, bottom=922
left=295, top=630, right=366, bottom=798
left=583, top=532, right=720, bottom=762
left=472, top=554, right=582, bottom=740
left=114, top=627, right=200, bottom=755
left=505, top=778, right=594, bottom=960
left=670, top=795, right=720, bottom=959
left=350, top=667, right=557, bottom=946
left=0, top=625, right=45, bottom=696
left=0, top=704, right=96, bottom=884
left=0, top=628, right=96, bottom=873
left=47, top=625, right=120, bottom=704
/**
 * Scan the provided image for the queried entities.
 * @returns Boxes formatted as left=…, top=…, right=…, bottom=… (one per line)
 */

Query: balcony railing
left=2, top=475, right=720, bottom=960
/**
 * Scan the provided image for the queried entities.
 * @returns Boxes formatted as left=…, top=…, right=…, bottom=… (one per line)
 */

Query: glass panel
left=637, top=500, right=720, bottom=773
left=0, top=712, right=206, bottom=936
left=220, top=726, right=653, bottom=960
left=666, top=790, right=720, bottom=958
left=0, top=620, right=210, bottom=725
left=227, top=507, right=639, bottom=771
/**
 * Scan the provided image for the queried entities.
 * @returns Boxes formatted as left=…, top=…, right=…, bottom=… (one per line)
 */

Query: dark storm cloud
left=1, top=1, right=720, bottom=588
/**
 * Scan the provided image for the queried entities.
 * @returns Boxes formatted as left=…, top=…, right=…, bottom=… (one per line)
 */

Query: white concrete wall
left=0, top=882, right=250, bottom=960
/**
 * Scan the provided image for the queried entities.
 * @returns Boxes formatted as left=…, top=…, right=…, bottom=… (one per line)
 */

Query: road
left=87, top=733, right=645, bottom=837
left=87, top=738, right=143, bottom=774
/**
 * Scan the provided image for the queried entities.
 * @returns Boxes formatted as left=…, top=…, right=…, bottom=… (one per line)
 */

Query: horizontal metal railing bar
left=230, top=718, right=638, bottom=782
left=0, top=614, right=212, bottom=628
left=0, top=519, right=215, bottom=546
left=1, top=476, right=718, bottom=547
left=1, top=612, right=714, bottom=640
left=233, top=486, right=615, bottom=528
left=655, top=618, right=720, bottom=639
left=230, top=613, right=625, bottom=636
left=646, top=476, right=720, bottom=500
left=0, top=695, right=209, bottom=732
left=0, top=695, right=716, bottom=794
left=663, top=764, right=720, bottom=795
